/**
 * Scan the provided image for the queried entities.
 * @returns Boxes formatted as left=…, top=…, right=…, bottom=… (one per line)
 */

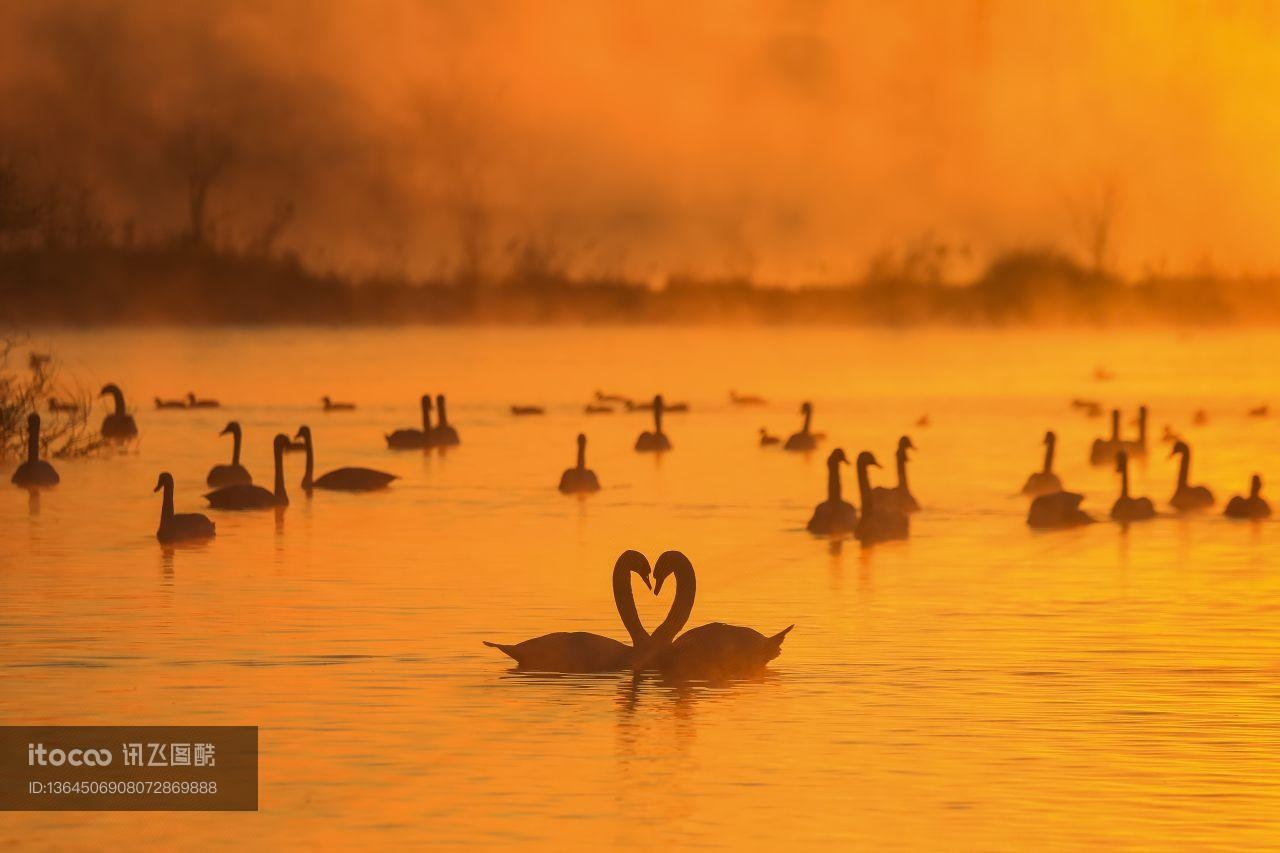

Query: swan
left=206, top=421, right=253, bottom=487
left=431, top=394, right=461, bottom=445
left=47, top=398, right=79, bottom=413
left=322, top=396, right=355, bottom=411
left=730, top=389, right=767, bottom=406
left=871, top=435, right=920, bottom=514
left=1168, top=441, right=1214, bottom=511
left=1089, top=409, right=1123, bottom=465
left=558, top=433, right=601, bottom=494
left=386, top=395, right=434, bottom=449
left=1122, top=405, right=1148, bottom=456
left=1021, top=431, right=1064, bottom=497
left=187, top=392, right=220, bottom=409
left=296, top=425, right=397, bottom=491
left=634, top=395, right=671, bottom=452
left=155, top=396, right=187, bottom=409
left=511, top=405, right=545, bottom=416
left=854, top=451, right=909, bottom=545
left=10, top=414, right=59, bottom=487
left=635, top=551, right=793, bottom=680
left=595, top=390, right=630, bottom=405
left=759, top=427, right=780, bottom=447
left=99, top=384, right=139, bottom=439
left=626, top=398, right=688, bottom=412
left=1225, top=475, right=1271, bottom=519
left=1110, top=450, right=1155, bottom=522
left=484, top=551, right=655, bottom=672
left=205, top=434, right=289, bottom=509
left=806, top=448, right=857, bottom=535
left=154, top=472, right=215, bottom=543
left=584, top=404, right=614, bottom=414
left=783, top=401, right=818, bottom=451
left=1027, top=491, right=1094, bottom=529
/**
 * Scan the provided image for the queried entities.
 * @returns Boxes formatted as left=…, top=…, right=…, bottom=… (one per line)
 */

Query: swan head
left=800, top=401, right=812, bottom=415
left=653, top=393, right=664, bottom=408
left=652, top=550, right=692, bottom=596
left=295, top=425, right=312, bottom=441
left=1043, top=430, right=1055, bottom=445
left=857, top=451, right=880, bottom=469
left=615, top=550, right=652, bottom=591
left=321, top=396, right=331, bottom=405
left=273, top=433, right=290, bottom=454
left=576, top=432, right=587, bottom=449
left=1251, top=474, right=1263, bottom=496
left=99, top=383, right=119, bottom=397
left=219, top=421, right=239, bottom=436
left=27, top=412, right=40, bottom=432
left=420, top=394, right=432, bottom=409
left=187, top=393, right=197, bottom=403
left=898, top=435, right=915, bottom=452
left=153, top=472, right=174, bottom=493
left=1169, top=440, right=1189, bottom=458
left=828, top=448, right=849, bottom=466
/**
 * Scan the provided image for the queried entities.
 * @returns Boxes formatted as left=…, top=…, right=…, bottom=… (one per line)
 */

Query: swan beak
left=653, top=575, right=666, bottom=596
left=294, top=429, right=304, bottom=439
left=640, top=574, right=652, bottom=591
left=153, top=482, right=162, bottom=493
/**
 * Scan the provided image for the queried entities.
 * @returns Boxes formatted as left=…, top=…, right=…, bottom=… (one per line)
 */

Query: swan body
left=1168, top=441, right=1214, bottom=511
left=205, top=434, right=289, bottom=509
left=11, top=414, right=59, bottom=487
left=207, top=421, right=253, bottom=486
left=154, top=472, right=215, bottom=543
left=1021, top=430, right=1063, bottom=497
left=870, top=435, right=920, bottom=514
left=1225, top=475, right=1271, bottom=519
left=155, top=397, right=187, bottom=409
left=1089, top=409, right=1123, bottom=465
left=386, top=395, right=435, bottom=449
left=322, top=396, right=355, bottom=411
left=783, top=401, right=818, bottom=452
left=635, top=395, right=671, bottom=452
left=431, top=394, right=461, bottom=446
left=854, top=451, right=909, bottom=544
left=296, top=425, right=397, bottom=491
left=99, top=384, right=138, bottom=439
left=730, top=390, right=767, bottom=406
left=584, top=404, right=614, bottom=414
left=187, top=392, right=220, bottom=408
left=1027, top=491, right=1094, bottom=529
left=1110, top=450, right=1155, bottom=522
left=511, top=405, right=544, bottom=416
left=595, top=390, right=630, bottom=405
left=806, top=448, right=857, bottom=535
left=48, top=398, right=79, bottom=413
left=559, top=434, right=601, bottom=493
left=759, top=428, right=780, bottom=447
left=484, top=551, right=654, bottom=672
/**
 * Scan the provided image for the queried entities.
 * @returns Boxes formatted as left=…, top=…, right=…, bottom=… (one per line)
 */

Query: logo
left=27, top=743, right=113, bottom=767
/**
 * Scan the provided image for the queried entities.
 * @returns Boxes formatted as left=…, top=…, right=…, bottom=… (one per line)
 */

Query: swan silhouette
left=635, top=395, right=671, bottom=452
left=1122, top=405, right=1148, bottom=456
left=1225, top=475, right=1271, bottom=519
left=205, top=434, right=289, bottom=509
left=635, top=551, right=793, bottom=680
left=11, top=414, right=59, bottom=487
left=47, top=398, right=78, bottom=413
left=806, top=448, right=857, bottom=535
left=1027, top=491, right=1094, bottom=529
left=783, top=401, right=818, bottom=451
left=595, top=390, right=630, bottom=405
left=558, top=434, right=601, bottom=494
left=187, top=392, right=220, bottom=409
left=484, top=551, right=655, bottom=672
left=207, top=421, right=253, bottom=486
left=759, top=427, right=780, bottom=447
left=155, top=396, right=187, bottom=409
left=296, top=425, right=397, bottom=491
left=386, top=394, right=434, bottom=449
left=511, top=405, right=545, bottom=416
left=871, top=435, right=920, bottom=514
left=322, top=396, right=355, bottom=411
left=1168, top=441, right=1214, bottom=511
left=584, top=403, right=614, bottom=414
left=730, top=390, right=767, bottom=406
left=1110, top=449, right=1155, bottom=522
left=154, top=472, right=215, bottom=543
left=432, top=395, right=460, bottom=446
left=1021, top=431, right=1064, bottom=497
left=99, top=384, right=138, bottom=439
left=854, top=451, right=909, bottom=544
left=1089, top=409, right=1123, bottom=465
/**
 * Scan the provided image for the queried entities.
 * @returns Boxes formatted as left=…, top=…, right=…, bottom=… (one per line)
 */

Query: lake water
left=2, top=326, right=1279, bottom=849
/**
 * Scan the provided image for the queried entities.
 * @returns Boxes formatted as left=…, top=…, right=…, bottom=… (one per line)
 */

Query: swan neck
left=274, top=443, right=286, bottom=500
left=612, top=564, right=648, bottom=648
left=802, top=408, right=811, bottom=434
left=302, top=435, right=314, bottom=488
left=896, top=450, right=908, bottom=489
left=231, top=427, right=241, bottom=465
left=652, top=564, right=695, bottom=647
left=576, top=442, right=586, bottom=469
left=160, top=482, right=174, bottom=524
left=1177, top=450, right=1190, bottom=488
left=1043, top=436, right=1055, bottom=473
left=421, top=399, right=432, bottom=432
left=1120, top=461, right=1130, bottom=498
left=436, top=398, right=448, bottom=427
left=857, top=460, right=873, bottom=510
left=827, top=459, right=841, bottom=502
left=1110, top=411, right=1119, bottom=441
left=110, top=388, right=125, bottom=415
left=653, top=404, right=662, bottom=433
left=1138, top=409, right=1147, bottom=442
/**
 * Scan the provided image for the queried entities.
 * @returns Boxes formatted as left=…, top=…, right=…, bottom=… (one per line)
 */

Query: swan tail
left=769, top=625, right=795, bottom=645
left=483, top=641, right=520, bottom=662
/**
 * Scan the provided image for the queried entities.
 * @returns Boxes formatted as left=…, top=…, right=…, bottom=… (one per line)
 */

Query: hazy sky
left=3, top=0, right=1279, bottom=282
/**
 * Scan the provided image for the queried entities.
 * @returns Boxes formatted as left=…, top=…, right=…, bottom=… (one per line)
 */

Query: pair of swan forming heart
left=484, top=551, right=793, bottom=679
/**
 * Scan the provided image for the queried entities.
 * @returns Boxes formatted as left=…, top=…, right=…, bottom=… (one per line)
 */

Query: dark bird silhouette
left=730, top=389, right=767, bottom=406
left=915, top=414, right=931, bottom=428
left=1225, top=475, right=1271, bottom=519
left=432, top=395, right=461, bottom=446
left=1122, top=405, right=1149, bottom=457
left=758, top=427, right=780, bottom=446
left=594, top=390, right=631, bottom=405
left=205, top=434, right=289, bottom=509
left=1027, top=491, right=1094, bottom=529
left=1192, top=409, right=1209, bottom=426
left=511, top=405, right=545, bottom=416
left=559, top=434, right=601, bottom=494
left=386, top=395, right=435, bottom=449
left=47, top=398, right=79, bottom=413
left=1110, top=450, right=1155, bottom=522
left=854, top=451, right=909, bottom=545
left=635, top=551, right=793, bottom=680
left=635, top=395, right=671, bottom=452
left=154, top=472, right=215, bottom=543
left=296, top=426, right=397, bottom=492
left=484, top=551, right=654, bottom=672
left=1248, top=404, right=1269, bottom=418
left=187, top=392, right=220, bottom=409
left=322, top=396, right=355, bottom=411
left=806, top=448, right=857, bottom=535
left=626, top=397, right=689, bottom=412
left=99, top=384, right=138, bottom=439
left=783, top=401, right=818, bottom=451
left=871, top=435, right=920, bottom=514
left=1021, top=431, right=1064, bottom=497
left=155, top=396, right=187, bottom=409
left=1168, top=441, right=1214, bottom=511
left=584, top=404, right=614, bottom=414
left=1090, top=409, right=1123, bottom=465
left=11, top=414, right=59, bottom=488
left=207, top=421, right=253, bottom=487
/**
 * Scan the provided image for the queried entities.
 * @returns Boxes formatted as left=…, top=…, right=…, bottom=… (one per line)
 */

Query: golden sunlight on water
left=2, top=326, right=1279, bottom=849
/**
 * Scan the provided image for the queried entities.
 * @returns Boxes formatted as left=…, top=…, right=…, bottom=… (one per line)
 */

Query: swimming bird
left=626, top=398, right=689, bottom=413
left=871, top=435, right=920, bottom=514
left=511, top=405, right=545, bottom=416
left=1089, top=409, right=1123, bottom=465
left=484, top=551, right=655, bottom=672
left=99, top=384, right=138, bottom=439
left=584, top=404, right=614, bottom=414
left=635, top=395, right=671, bottom=452
left=155, top=396, right=187, bottom=409
left=10, top=414, right=59, bottom=488
left=47, top=398, right=79, bottom=413
left=559, top=434, right=601, bottom=494
left=1192, top=409, right=1209, bottom=426
left=594, top=390, right=631, bottom=405
left=386, top=394, right=434, bottom=449
left=1027, top=491, right=1094, bottom=529
left=322, top=396, right=355, bottom=411
left=1110, top=450, right=1155, bottom=522
left=187, top=392, right=220, bottom=409
left=207, top=422, right=253, bottom=487
left=1168, top=441, right=1214, bottom=511
left=635, top=551, right=792, bottom=680
left=806, top=448, right=857, bottom=535
left=759, top=427, right=780, bottom=447
left=854, top=451, right=909, bottom=545
left=730, top=389, right=767, bottom=406
left=154, top=472, right=215, bottom=543
left=1122, top=405, right=1149, bottom=457
left=915, top=414, right=931, bottom=428
left=1248, top=405, right=1269, bottom=418
left=432, top=394, right=460, bottom=445
left=296, top=425, right=397, bottom=492
left=783, top=401, right=818, bottom=452
left=1021, top=431, right=1064, bottom=497
left=205, top=434, right=289, bottom=509
left=1225, top=475, right=1271, bottom=520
